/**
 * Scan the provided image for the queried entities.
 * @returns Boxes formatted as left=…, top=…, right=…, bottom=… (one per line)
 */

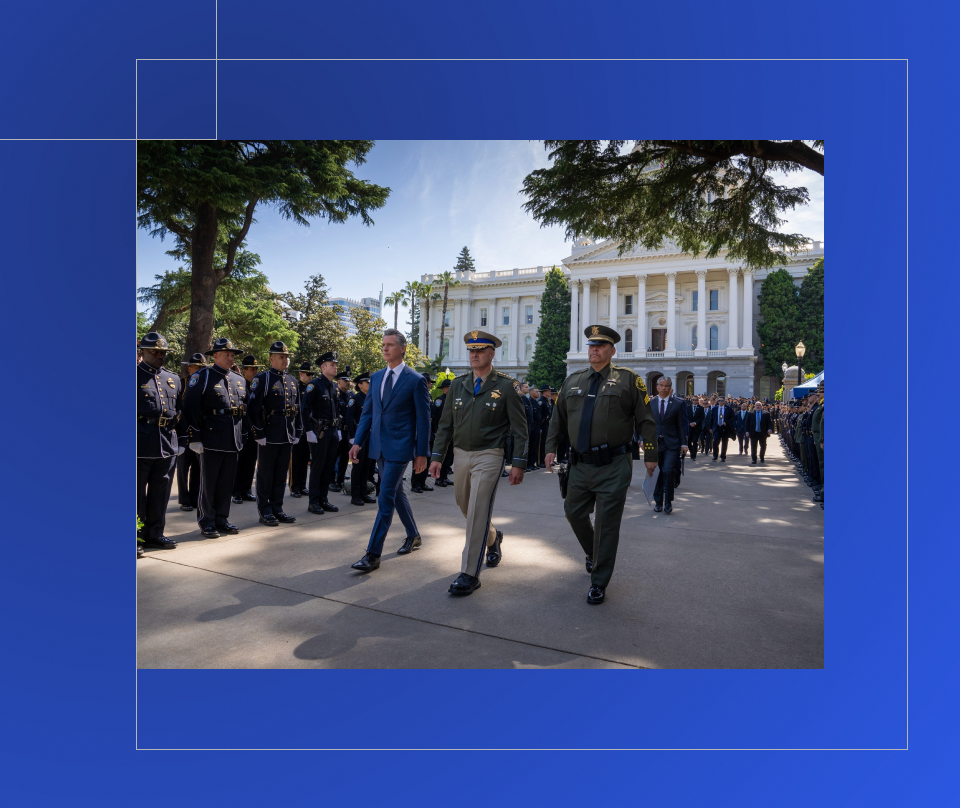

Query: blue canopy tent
left=791, top=369, right=824, bottom=399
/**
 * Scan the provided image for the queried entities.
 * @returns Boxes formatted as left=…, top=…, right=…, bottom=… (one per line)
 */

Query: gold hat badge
left=591, top=326, right=600, bottom=336
left=471, top=330, right=478, bottom=339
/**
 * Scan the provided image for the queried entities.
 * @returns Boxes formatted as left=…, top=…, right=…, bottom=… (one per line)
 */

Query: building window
left=442, top=338, right=450, bottom=360
left=692, top=325, right=698, bottom=349
left=479, top=308, right=487, bottom=327
left=692, top=290, right=698, bottom=312
left=709, top=289, right=719, bottom=311
left=501, top=337, right=509, bottom=361
left=624, top=329, right=633, bottom=352
left=443, top=310, right=450, bottom=327
left=525, top=305, right=533, bottom=325
left=624, top=295, right=633, bottom=315
left=524, top=335, right=533, bottom=360
left=502, top=307, right=510, bottom=326
left=709, top=325, right=719, bottom=350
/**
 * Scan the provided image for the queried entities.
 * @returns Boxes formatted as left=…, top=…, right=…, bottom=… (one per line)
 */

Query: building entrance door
left=651, top=328, right=666, bottom=352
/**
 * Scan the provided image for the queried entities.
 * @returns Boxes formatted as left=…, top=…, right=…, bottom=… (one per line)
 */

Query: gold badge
left=471, top=330, right=479, bottom=339
left=591, top=326, right=600, bottom=336
left=635, top=378, right=646, bottom=392
left=167, top=378, right=176, bottom=388
left=490, top=390, right=501, bottom=399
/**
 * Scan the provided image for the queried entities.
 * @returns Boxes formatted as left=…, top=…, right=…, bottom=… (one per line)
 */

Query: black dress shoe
left=232, top=495, right=244, bottom=504
left=275, top=512, right=296, bottom=523
left=179, top=504, right=194, bottom=511
left=307, top=504, right=324, bottom=514
left=290, top=490, right=302, bottom=498
left=411, top=486, right=425, bottom=494
left=243, top=493, right=257, bottom=502
left=585, top=556, right=593, bottom=574
left=485, top=530, right=504, bottom=567
left=421, top=484, right=434, bottom=492
left=397, top=535, right=422, bottom=554
left=320, top=501, right=339, bottom=512
left=137, top=545, right=144, bottom=558
left=435, top=479, right=449, bottom=487
left=500, top=470, right=509, bottom=478
left=145, top=535, right=178, bottom=549
left=361, top=494, right=376, bottom=503
left=751, top=460, right=757, bottom=464
left=350, top=498, right=366, bottom=506
left=587, top=585, right=605, bottom=604
left=664, top=502, right=673, bottom=514
left=654, top=503, right=663, bottom=512
left=351, top=553, right=381, bottom=572
left=328, top=483, right=342, bottom=492
left=448, top=572, right=481, bottom=596
left=259, top=514, right=279, bottom=527
left=200, top=527, right=221, bottom=538
left=218, top=522, right=240, bottom=535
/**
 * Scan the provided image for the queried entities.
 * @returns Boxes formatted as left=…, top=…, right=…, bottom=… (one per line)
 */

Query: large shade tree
left=522, top=140, right=823, bottom=269
left=137, top=140, right=390, bottom=356
left=279, top=273, right=347, bottom=369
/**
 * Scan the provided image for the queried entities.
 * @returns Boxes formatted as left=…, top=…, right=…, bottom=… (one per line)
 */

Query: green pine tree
left=797, top=258, right=824, bottom=373
left=526, top=267, right=571, bottom=388
left=756, top=268, right=801, bottom=376
left=454, top=246, right=476, bottom=274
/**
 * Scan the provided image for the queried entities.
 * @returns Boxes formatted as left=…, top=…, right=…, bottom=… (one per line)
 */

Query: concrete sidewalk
left=137, top=438, right=823, bottom=669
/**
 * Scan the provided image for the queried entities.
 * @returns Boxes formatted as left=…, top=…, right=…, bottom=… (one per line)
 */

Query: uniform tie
left=474, top=376, right=482, bottom=396
left=576, top=371, right=602, bottom=453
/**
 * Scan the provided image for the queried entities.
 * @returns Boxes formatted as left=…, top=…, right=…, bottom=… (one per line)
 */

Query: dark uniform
left=182, top=338, right=248, bottom=537
left=545, top=324, right=658, bottom=605
left=232, top=355, right=261, bottom=504
left=175, top=353, right=206, bottom=511
left=137, top=332, right=181, bottom=550
left=410, top=373, right=437, bottom=493
left=332, top=367, right=354, bottom=492
left=522, top=390, right=540, bottom=470
left=303, top=351, right=342, bottom=514
left=290, top=361, right=313, bottom=498
left=432, top=379, right=455, bottom=486
left=348, top=371, right=377, bottom=505
left=247, top=342, right=303, bottom=525
left=537, top=384, right=553, bottom=465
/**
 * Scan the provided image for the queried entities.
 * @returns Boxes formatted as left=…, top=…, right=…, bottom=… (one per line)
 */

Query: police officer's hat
left=181, top=352, right=207, bottom=367
left=240, top=355, right=260, bottom=369
left=336, top=365, right=352, bottom=381
left=539, top=384, right=550, bottom=392
left=440, top=378, right=452, bottom=389
left=205, top=338, right=238, bottom=356
left=139, top=332, right=171, bottom=352
left=421, top=372, right=432, bottom=384
left=549, top=386, right=557, bottom=393
left=354, top=371, right=371, bottom=385
left=316, top=351, right=338, bottom=366
left=584, top=324, right=620, bottom=345
left=297, top=361, right=314, bottom=376
left=463, top=330, right=502, bottom=350
left=268, top=341, right=291, bottom=356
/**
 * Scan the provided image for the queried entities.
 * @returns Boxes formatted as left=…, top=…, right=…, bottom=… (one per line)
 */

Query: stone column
left=607, top=276, right=619, bottom=331
left=581, top=280, right=592, bottom=332
left=727, top=268, right=739, bottom=350
left=569, top=280, right=580, bottom=353
left=636, top=273, right=647, bottom=356
left=511, top=295, right=520, bottom=362
left=742, top=268, right=755, bottom=351
left=488, top=297, right=498, bottom=343
left=450, top=298, right=460, bottom=361
left=695, top=270, right=707, bottom=356
left=665, top=271, right=677, bottom=355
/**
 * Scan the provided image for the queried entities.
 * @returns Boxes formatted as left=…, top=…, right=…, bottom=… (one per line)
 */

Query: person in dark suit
left=348, top=328, right=432, bottom=571
left=705, top=396, right=735, bottom=461
left=747, top=400, right=773, bottom=463
left=734, top=401, right=751, bottom=456
left=651, top=376, right=688, bottom=513
left=686, top=396, right=705, bottom=461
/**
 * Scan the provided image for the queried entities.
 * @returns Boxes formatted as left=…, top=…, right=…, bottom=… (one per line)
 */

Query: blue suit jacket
left=353, top=365, right=431, bottom=462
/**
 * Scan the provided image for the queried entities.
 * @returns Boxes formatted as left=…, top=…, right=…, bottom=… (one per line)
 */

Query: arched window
left=624, top=329, right=633, bottom=352
left=692, top=325, right=698, bottom=349
left=442, top=338, right=450, bottom=360
left=709, top=325, right=719, bottom=351
left=524, top=335, right=533, bottom=360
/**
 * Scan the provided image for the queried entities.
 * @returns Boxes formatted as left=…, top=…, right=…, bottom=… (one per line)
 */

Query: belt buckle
left=157, top=416, right=169, bottom=427
left=231, top=406, right=239, bottom=416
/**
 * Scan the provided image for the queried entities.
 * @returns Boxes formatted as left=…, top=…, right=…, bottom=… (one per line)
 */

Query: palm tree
left=404, top=279, right=421, bottom=345
left=435, top=270, right=461, bottom=362
left=421, top=284, right=442, bottom=358
left=383, top=288, right=409, bottom=330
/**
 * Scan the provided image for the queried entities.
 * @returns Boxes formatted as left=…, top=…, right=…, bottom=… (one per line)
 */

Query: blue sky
left=136, top=141, right=824, bottom=321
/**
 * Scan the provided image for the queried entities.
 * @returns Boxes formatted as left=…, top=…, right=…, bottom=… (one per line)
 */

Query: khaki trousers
left=453, top=448, right=505, bottom=576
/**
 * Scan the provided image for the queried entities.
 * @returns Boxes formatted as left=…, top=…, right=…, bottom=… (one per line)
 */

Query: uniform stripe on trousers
left=473, top=456, right=505, bottom=579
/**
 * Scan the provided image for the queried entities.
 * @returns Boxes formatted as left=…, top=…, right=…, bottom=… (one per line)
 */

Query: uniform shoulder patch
left=188, top=374, right=199, bottom=387
left=635, top=377, right=647, bottom=392
left=513, top=381, right=522, bottom=395
left=435, top=399, right=443, bottom=407
left=250, top=378, right=259, bottom=390
left=347, top=398, right=354, bottom=407
left=306, top=383, right=314, bottom=392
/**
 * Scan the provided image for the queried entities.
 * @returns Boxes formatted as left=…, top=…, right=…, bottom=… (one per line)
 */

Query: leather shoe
left=501, top=470, right=509, bottom=478
left=145, top=535, right=178, bottom=549
left=200, top=527, right=221, bottom=538
left=290, top=490, right=302, bottom=498
left=350, top=498, right=367, bottom=506
left=218, top=522, right=240, bottom=534
left=137, top=544, right=144, bottom=558
left=328, top=483, right=342, bottom=492
left=664, top=502, right=673, bottom=514
left=351, top=553, right=380, bottom=572
left=397, top=535, right=422, bottom=554
left=232, top=495, right=244, bottom=504
left=654, top=503, right=663, bottom=512
left=435, top=479, right=449, bottom=487
left=587, top=585, right=606, bottom=605
left=421, top=484, right=434, bottom=492
left=179, top=504, right=194, bottom=511
left=243, top=493, right=256, bottom=502
left=320, top=500, right=339, bottom=512
left=485, top=530, right=503, bottom=567
left=362, top=494, right=376, bottom=503
left=412, top=486, right=425, bottom=493
left=307, top=504, right=324, bottom=514
left=275, top=512, right=296, bottom=523
left=259, top=514, right=279, bottom=527
left=585, top=556, right=593, bottom=574
left=448, top=572, right=481, bottom=596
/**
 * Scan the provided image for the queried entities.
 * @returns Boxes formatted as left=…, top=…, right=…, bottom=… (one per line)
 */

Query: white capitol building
left=418, top=237, right=823, bottom=400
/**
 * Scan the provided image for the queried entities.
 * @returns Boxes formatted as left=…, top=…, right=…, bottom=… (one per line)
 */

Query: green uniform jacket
left=545, top=362, right=659, bottom=463
left=432, top=368, right=530, bottom=470
left=811, top=402, right=823, bottom=438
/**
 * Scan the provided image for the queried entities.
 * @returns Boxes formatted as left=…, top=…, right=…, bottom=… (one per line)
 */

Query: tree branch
left=164, top=218, right=192, bottom=240
left=220, top=198, right=259, bottom=281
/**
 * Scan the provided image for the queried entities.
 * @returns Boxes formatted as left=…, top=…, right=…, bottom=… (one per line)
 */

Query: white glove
left=337, top=429, right=342, bottom=440
left=256, top=438, right=267, bottom=446
left=176, top=445, right=185, bottom=456
left=190, top=442, right=204, bottom=454
left=349, top=439, right=354, bottom=445
left=307, top=431, right=317, bottom=444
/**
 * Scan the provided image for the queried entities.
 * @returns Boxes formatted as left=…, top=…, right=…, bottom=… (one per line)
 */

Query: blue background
left=1, top=0, right=952, bottom=802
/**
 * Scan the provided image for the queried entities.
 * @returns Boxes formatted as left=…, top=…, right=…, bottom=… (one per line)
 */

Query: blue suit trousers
left=366, top=456, right=419, bottom=556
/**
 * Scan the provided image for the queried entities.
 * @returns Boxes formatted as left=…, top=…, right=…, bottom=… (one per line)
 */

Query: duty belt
left=570, top=442, right=631, bottom=466
left=266, top=406, right=299, bottom=417
left=138, top=414, right=177, bottom=427
left=208, top=406, right=245, bottom=416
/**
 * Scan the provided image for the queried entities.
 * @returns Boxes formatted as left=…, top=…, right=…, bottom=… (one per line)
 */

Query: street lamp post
left=795, top=341, right=806, bottom=389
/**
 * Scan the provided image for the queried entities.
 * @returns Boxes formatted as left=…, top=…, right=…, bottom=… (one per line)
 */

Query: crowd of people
left=137, top=324, right=821, bottom=602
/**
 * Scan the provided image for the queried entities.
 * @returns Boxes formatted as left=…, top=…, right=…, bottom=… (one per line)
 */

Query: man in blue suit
left=348, top=328, right=432, bottom=571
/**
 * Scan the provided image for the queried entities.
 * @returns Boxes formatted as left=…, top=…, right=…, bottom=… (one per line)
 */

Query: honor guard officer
left=430, top=330, right=529, bottom=596
left=247, top=341, right=302, bottom=526
left=303, top=350, right=342, bottom=514
left=432, top=378, right=454, bottom=487
left=137, top=332, right=182, bottom=550
left=182, top=338, right=248, bottom=538
left=410, top=373, right=436, bottom=493
left=290, top=361, right=314, bottom=498
left=544, top=325, right=659, bottom=605
left=176, top=353, right=206, bottom=512
left=348, top=371, right=377, bottom=506
left=232, top=355, right=261, bottom=504
left=331, top=366, right=354, bottom=493
left=538, top=384, right=553, bottom=466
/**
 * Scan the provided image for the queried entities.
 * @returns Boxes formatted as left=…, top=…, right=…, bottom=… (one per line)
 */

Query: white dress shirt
left=380, top=361, right=406, bottom=399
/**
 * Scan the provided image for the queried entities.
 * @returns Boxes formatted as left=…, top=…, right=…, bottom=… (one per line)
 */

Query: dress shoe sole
left=179, top=505, right=194, bottom=511
left=351, top=563, right=380, bottom=572
left=259, top=519, right=280, bottom=527
left=146, top=542, right=178, bottom=549
left=587, top=594, right=605, bottom=605
left=200, top=532, right=220, bottom=539
left=351, top=500, right=366, bottom=506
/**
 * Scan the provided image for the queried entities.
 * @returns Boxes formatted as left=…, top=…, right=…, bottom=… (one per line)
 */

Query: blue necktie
left=382, top=369, right=394, bottom=404
left=474, top=376, right=482, bottom=396
left=756, top=412, right=761, bottom=431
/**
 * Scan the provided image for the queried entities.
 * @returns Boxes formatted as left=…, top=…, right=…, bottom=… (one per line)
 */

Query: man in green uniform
left=545, top=324, right=659, bottom=605
left=430, top=330, right=529, bottom=596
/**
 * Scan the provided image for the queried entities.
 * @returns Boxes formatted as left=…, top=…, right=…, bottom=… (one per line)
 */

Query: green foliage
left=774, top=387, right=783, bottom=402
left=756, top=268, right=801, bottom=374
left=384, top=288, right=409, bottom=330
left=403, top=343, right=429, bottom=373
left=137, top=516, right=144, bottom=545
left=404, top=280, right=423, bottom=345
left=420, top=286, right=442, bottom=358
left=522, top=140, right=823, bottom=269
left=453, top=246, right=476, bottom=274
left=341, top=307, right=387, bottom=374
left=137, top=311, right=150, bottom=342
left=798, top=258, right=824, bottom=373
left=526, top=267, right=571, bottom=388
left=429, top=369, right=458, bottom=400
left=280, top=274, right=347, bottom=369
left=433, top=269, right=461, bottom=361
